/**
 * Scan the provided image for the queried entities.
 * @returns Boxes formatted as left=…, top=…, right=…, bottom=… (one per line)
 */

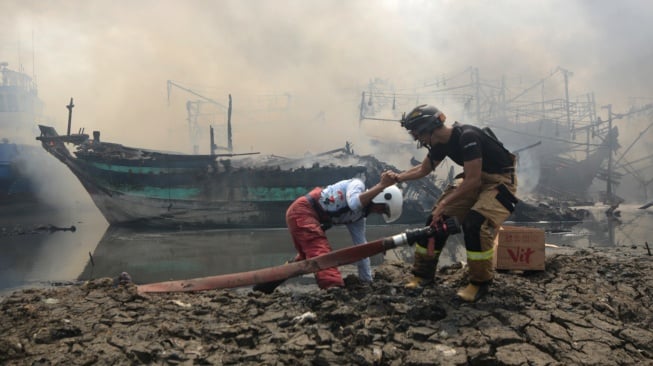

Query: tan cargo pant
left=436, top=170, right=517, bottom=283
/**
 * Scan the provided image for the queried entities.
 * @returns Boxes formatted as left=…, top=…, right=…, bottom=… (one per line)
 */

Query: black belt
left=305, top=194, right=334, bottom=230
left=305, top=194, right=318, bottom=209
left=454, top=166, right=514, bottom=179
left=305, top=194, right=329, bottom=221
left=486, top=166, right=515, bottom=174
left=501, top=167, right=516, bottom=184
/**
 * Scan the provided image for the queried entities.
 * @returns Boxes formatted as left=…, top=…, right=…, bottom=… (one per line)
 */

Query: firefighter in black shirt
left=388, top=104, right=518, bottom=302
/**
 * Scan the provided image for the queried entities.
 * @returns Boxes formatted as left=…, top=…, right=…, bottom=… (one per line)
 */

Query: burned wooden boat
left=36, top=125, right=438, bottom=229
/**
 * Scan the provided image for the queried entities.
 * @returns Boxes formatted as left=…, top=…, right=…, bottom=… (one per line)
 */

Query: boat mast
left=66, top=98, right=74, bottom=136
left=561, top=67, right=572, bottom=131
left=166, top=80, right=232, bottom=154
left=227, top=94, right=232, bottom=153
left=602, top=104, right=613, bottom=204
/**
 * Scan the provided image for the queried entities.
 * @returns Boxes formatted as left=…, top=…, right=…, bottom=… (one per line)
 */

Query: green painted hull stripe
left=109, top=186, right=309, bottom=201
left=90, top=162, right=192, bottom=174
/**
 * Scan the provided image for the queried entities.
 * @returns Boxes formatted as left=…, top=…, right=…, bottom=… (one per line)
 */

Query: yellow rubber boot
left=405, top=275, right=433, bottom=289
left=456, top=282, right=490, bottom=302
left=404, top=248, right=437, bottom=289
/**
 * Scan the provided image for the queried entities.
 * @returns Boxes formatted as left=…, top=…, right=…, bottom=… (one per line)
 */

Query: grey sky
left=3, top=0, right=652, bottom=157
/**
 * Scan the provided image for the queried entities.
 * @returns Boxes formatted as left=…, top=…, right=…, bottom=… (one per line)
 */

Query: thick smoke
left=2, top=0, right=652, bottom=199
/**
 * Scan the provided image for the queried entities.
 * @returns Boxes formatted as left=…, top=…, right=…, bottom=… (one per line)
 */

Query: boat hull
left=37, top=125, right=434, bottom=228
left=0, top=143, right=45, bottom=204
left=82, top=172, right=363, bottom=229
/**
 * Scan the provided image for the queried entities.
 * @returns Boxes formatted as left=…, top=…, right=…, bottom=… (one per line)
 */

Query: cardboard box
left=493, top=225, right=545, bottom=271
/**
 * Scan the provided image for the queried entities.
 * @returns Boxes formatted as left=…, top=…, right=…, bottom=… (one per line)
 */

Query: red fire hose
left=137, top=226, right=436, bottom=294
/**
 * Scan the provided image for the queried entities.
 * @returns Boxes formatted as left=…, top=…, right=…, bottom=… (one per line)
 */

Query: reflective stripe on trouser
left=286, top=196, right=344, bottom=289
left=436, top=171, right=517, bottom=283
left=411, top=245, right=440, bottom=280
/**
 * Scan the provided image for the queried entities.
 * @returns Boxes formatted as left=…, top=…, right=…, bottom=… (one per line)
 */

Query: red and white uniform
left=286, top=178, right=370, bottom=289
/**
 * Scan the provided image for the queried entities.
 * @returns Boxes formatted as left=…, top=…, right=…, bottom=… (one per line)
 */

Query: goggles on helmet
left=400, top=104, right=443, bottom=136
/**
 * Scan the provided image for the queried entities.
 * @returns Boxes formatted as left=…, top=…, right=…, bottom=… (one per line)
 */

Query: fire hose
left=137, top=219, right=459, bottom=294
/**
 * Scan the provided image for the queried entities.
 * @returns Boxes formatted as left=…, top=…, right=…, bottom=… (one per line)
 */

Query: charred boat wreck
left=36, top=125, right=437, bottom=228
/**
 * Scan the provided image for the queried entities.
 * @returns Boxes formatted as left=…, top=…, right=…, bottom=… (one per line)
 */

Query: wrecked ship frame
left=357, top=66, right=649, bottom=203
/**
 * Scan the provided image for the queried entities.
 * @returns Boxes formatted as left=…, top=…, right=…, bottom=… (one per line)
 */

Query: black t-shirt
left=428, top=123, right=514, bottom=173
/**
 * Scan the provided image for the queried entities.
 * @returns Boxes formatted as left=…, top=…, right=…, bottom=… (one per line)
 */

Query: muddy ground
left=1, top=246, right=652, bottom=366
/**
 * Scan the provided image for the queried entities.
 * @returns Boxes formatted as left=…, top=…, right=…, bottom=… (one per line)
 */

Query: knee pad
left=463, top=210, right=486, bottom=252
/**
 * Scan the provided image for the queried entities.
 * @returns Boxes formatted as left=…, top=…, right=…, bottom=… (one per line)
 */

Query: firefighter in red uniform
left=255, top=172, right=402, bottom=292
left=388, top=104, right=518, bottom=302
left=290, top=171, right=401, bottom=289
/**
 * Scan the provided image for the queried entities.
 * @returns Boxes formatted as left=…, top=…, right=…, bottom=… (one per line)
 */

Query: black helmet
left=400, top=104, right=444, bottom=136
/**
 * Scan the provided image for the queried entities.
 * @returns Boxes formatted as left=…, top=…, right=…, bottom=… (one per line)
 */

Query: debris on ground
left=1, top=247, right=651, bottom=365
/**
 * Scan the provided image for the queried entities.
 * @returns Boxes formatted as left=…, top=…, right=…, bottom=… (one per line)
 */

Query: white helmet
left=372, top=185, right=403, bottom=223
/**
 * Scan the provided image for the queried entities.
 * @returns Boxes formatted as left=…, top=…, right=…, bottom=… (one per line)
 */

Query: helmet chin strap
left=363, top=202, right=385, bottom=218
left=416, top=130, right=434, bottom=153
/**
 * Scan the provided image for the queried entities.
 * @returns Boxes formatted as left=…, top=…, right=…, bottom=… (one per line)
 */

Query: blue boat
left=0, top=141, right=34, bottom=200
left=0, top=62, right=45, bottom=204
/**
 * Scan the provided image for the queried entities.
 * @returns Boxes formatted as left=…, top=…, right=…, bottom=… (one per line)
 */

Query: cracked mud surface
left=1, top=247, right=652, bottom=365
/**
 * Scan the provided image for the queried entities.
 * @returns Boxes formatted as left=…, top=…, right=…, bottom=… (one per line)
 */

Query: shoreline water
left=2, top=203, right=652, bottom=296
